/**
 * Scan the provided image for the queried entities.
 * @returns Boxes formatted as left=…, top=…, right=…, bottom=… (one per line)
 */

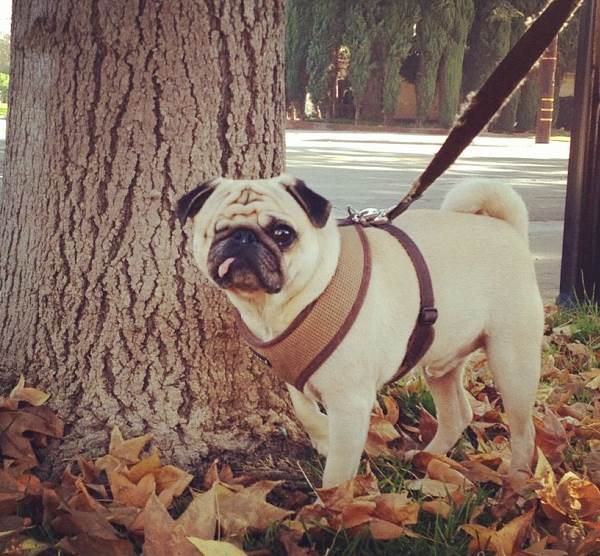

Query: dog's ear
left=284, top=179, right=331, bottom=228
left=176, top=180, right=217, bottom=226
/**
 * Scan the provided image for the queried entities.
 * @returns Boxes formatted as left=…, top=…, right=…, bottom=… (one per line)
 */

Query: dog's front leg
left=287, top=385, right=329, bottom=456
left=321, top=392, right=374, bottom=488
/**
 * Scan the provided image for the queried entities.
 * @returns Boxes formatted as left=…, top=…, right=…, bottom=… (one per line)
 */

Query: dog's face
left=176, top=174, right=332, bottom=301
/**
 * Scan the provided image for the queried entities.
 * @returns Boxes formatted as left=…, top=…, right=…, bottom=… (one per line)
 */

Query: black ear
left=284, top=179, right=331, bottom=228
left=176, top=180, right=217, bottom=226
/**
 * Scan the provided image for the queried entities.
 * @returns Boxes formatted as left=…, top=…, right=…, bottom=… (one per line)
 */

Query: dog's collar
left=235, top=222, right=437, bottom=391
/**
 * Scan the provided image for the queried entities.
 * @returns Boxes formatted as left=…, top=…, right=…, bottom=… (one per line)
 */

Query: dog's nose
left=232, top=228, right=257, bottom=245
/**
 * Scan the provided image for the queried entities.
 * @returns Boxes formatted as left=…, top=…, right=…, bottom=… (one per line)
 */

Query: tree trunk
left=0, top=0, right=304, bottom=471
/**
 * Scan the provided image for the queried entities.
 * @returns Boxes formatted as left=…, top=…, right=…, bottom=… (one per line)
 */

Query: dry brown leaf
left=404, top=478, right=459, bottom=498
left=462, top=509, right=535, bottom=555
left=187, top=537, right=247, bottom=555
left=0, top=406, right=63, bottom=466
left=576, top=417, right=600, bottom=440
left=155, top=464, right=193, bottom=507
left=108, top=469, right=156, bottom=508
left=374, top=492, right=419, bottom=526
left=107, top=425, right=153, bottom=464
left=276, top=528, right=318, bottom=556
left=365, top=414, right=402, bottom=457
left=368, top=518, right=420, bottom=540
left=534, top=407, right=568, bottom=464
left=380, top=395, right=400, bottom=425
left=125, top=448, right=161, bottom=483
left=418, top=407, right=438, bottom=445
left=134, top=491, right=216, bottom=556
left=460, top=460, right=503, bottom=485
left=340, top=499, right=377, bottom=529
left=57, top=534, right=135, bottom=556
left=420, top=499, right=452, bottom=519
left=0, top=375, right=50, bottom=409
left=215, top=481, right=292, bottom=539
left=426, top=459, right=474, bottom=490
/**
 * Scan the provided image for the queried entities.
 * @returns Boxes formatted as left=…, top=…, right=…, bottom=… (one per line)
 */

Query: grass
left=244, top=456, right=492, bottom=556
left=0, top=102, right=7, bottom=118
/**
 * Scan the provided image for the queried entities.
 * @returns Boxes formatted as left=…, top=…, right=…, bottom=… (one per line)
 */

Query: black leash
left=349, top=0, right=583, bottom=226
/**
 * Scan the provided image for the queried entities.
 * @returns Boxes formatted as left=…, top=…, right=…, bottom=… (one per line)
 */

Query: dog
left=176, top=174, right=543, bottom=488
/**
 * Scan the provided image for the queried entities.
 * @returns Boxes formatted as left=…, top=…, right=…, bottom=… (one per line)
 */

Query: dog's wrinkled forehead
left=214, top=178, right=293, bottom=231
left=176, top=174, right=331, bottom=230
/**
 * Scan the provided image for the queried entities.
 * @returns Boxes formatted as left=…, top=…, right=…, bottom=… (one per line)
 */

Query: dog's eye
left=272, top=224, right=296, bottom=247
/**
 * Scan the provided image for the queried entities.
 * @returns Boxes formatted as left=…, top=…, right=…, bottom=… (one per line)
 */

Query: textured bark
left=0, top=0, right=303, bottom=470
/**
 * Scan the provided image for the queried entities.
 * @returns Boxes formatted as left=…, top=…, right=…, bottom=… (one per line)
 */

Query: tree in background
left=285, top=0, right=314, bottom=119
left=462, top=1, right=519, bottom=94
left=438, top=0, right=475, bottom=128
left=344, top=1, right=377, bottom=122
left=306, top=0, right=346, bottom=118
left=0, top=34, right=9, bottom=74
left=0, top=72, right=8, bottom=104
left=554, top=9, right=579, bottom=128
left=511, top=0, right=547, bottom=131
left=0, top=0, right=301, bottom=469
left=414, top=0, right=453, bottom=125
left=379, top=0, right=421, bottom=125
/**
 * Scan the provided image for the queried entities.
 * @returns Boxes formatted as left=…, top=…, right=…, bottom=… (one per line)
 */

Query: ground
left=286, top=129, right=569, bottom=302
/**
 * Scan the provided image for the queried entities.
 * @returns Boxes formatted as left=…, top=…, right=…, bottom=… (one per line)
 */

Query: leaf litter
left=1, top=303, right=600, bottom=555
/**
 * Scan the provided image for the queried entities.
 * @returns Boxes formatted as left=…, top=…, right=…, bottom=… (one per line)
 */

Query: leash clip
left=347, top=206, right=390, bottom=227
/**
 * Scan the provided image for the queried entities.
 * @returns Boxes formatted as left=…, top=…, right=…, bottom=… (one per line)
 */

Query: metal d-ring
left=346, top=206, right=390, bottom=227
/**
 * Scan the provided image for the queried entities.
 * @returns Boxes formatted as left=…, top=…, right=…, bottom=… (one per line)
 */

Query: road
left=286, top=130, right=569, bottom=302
left=0, top=120, right=567, bottom=301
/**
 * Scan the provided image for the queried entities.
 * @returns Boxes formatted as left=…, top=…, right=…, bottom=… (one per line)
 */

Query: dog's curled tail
left=441, top=181, right=529, bottom=243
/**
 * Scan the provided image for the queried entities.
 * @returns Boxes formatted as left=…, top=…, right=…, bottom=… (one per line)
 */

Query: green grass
left=548, top=297, right=600, bottom=349
left=0, top=102, right=7, bottom=118
left=244, top=453, right=493, bottom=556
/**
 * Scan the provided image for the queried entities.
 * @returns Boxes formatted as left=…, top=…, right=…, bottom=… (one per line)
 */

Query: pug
left=176, top=174, right=543, bottom=488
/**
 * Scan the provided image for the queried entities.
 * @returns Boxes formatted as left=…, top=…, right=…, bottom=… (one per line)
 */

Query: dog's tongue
left=218, top=257, right=236, bottom=278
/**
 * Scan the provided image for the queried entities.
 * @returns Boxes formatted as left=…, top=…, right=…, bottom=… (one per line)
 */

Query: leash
left=348, top=0, right=583, bottom=226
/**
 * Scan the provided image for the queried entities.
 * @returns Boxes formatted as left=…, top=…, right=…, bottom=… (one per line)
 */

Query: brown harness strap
left=378, top=223, right=438, bottom=385
left=237, top=222, right=437, bottom=390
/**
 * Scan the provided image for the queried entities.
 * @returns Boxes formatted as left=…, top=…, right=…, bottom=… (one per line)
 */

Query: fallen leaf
left=276, top=528, right=318, bottom=555
left=108, top=469, right=156, bottom=508
left=57, top=534, right=135, bottom=556
left=374, top=492, right=419, bottom=526
left=368, top=518, right=417, bottom=540
left=462, top=509, right=534, bottom=555
left=155, top=464, right=193, bottom=508
left=534, top=407, right=567, bottom=464
left=426, top=459, right=474, bottom=490
left=418, top=407, right=438, bottom=444
left=404, top=478, right=459, bottom=498
left=215, top=481, right=292, bottom=539
left=107, top=426, right=153, bottom=465
left=125, top=448, right=161, bottom=483
left=188, top=537, right=247, bottom=555
left=0, top=376, right=50, bottom=409
left=0, top=406, right=63, bottom=466
left=134, top=491, right=216, bottom=556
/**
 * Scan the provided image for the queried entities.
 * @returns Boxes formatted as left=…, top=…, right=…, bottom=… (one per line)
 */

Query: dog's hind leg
left=287, top=385, right=329, bottom=456
left=321, top=390, right=375, bottom=488
left=485, top=334, right=541, bottom=476
left=423, top=360, right=473, bottom=455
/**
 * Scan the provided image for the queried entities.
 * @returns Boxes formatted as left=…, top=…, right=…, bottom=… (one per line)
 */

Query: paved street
left=286, top=129, right=570, bottom=301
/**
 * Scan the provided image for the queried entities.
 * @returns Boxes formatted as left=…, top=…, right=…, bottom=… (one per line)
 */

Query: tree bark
left=0, top=0, right=304, bottom=470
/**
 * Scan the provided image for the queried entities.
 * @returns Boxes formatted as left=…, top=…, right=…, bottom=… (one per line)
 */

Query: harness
left=236, top=221, right=438, bottom=391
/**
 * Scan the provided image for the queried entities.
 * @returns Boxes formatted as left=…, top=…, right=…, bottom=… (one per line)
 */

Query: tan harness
left=236, top=222, right=438, bottom=391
